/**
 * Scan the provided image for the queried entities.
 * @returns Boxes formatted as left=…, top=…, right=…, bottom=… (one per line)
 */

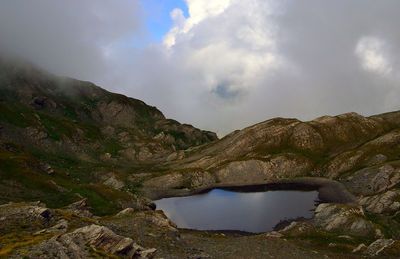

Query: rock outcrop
left=31, top=224, right=156, bottom=259
left=311, top=203, right=378, bottom=237
left=364, top=239, right=400, bottom=257
left=64, top=199, right=93, bottom=218
left=0, top=202, right=53, bottom=232
left=359, top=190, right=400, bottom=214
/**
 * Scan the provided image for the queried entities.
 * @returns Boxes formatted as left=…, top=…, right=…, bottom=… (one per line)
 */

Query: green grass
left=0, top=143, right=135, bottom=216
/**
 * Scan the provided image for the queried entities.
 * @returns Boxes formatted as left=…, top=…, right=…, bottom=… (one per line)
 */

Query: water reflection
left=155, top=189, right=319, bottom=233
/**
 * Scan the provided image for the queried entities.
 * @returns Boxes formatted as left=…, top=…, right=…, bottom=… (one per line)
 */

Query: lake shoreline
left=150, top=177, right=357, bottom=205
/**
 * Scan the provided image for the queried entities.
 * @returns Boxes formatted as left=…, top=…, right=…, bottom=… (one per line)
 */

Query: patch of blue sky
left=140, top=0, right=189, bottom=42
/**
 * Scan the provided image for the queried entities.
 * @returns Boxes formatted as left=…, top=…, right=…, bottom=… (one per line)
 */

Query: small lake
left=155, top=189, right=319, bottom=233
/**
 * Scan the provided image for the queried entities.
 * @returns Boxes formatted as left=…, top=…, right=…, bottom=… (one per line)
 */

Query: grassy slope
left=0, top=59, right=217, bottom=215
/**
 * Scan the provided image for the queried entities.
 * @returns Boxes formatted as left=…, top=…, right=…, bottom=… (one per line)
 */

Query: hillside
left=144, top=110, right=400, bottom=198
left=0, top=58, right=217, bottom=214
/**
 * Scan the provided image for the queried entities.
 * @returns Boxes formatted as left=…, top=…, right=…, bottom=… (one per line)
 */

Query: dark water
left=154, top=189, right=319, bottom=233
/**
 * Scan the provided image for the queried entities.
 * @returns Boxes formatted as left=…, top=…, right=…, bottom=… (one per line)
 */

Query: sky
left=0, top=0, right=400, bottom=136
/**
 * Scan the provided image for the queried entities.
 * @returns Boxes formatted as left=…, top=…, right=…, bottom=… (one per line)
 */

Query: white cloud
left=355, top=36, right=392, bottom=76
left=162, top=0, right=280, bottom=97
left=163, top=0, right=232, bottom=47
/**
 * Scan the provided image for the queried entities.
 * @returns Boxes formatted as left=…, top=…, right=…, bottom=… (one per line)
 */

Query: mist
left=1, top=0, right=400, bottom=136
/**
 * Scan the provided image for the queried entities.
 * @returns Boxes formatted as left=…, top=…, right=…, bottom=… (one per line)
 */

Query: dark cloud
left=0, top=0, right=142, bottom=81
left=1, top=0, right=400, bottom=136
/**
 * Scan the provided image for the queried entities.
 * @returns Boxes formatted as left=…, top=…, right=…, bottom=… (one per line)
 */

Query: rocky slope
left=143, top=111, right=400, bottom=198
left=2, top=58, right=400, bottom=257
left=140, top=108, right=400, bottom=257
left=0, top=58, right=217, bottom=215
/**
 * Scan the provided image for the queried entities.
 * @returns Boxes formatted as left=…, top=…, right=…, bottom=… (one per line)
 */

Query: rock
left=312, top=203, right=376, bottom=237
left=264, top=231, right=284, bottom=238
left=49, top=219, right=69, bottom=233
left=150, top=210, right=178, bottom=229
left=102, top=152, right=112, bottom=160
left=366, top=154, right=387, bottom=166
left=139, top=248, right=157, bottom=258
left=154, top=120, right=217, bottom=150
left=30, top=96, right=57, bottom=109
left=344, top=164, right=400, bottom=196
left=279, top=221, right=317, bottom=237
left=154, top=131, right=175, bottom=144
left=364, top=239, right=400, bottom=257
left=0, top=202, right=53, bottom=231
left=116, top=208, right=135, bottom=217
left=131, top=210, right=179, bottom=238
left=143, top=170, right=216, bottom=198
left=166, top=150, right=185, bottom=161
left=127, top=195, right=156, bottom=211
left=32, top=207, right=52, bottom=220
left=352, top=243, right=367, bottom=253
left=65, top=198, right=93, bottom=218
left=370, top=165, right=399, bottom=193
left=215, top=156, right=313, bottom=185
left=375, top=228, right=384, bottom=238
left=40, top=162, right=55, bottom=175
left=31, top=224, right=156, bottom=259
left=288, top=123, right=324, bottom=153
left=322, top=151, right=364, bottom=179
left=138, top=147, right=154, bottom=161
left=359, top=190, right=400, bottom=214
left=103, top=175, right=125, bottom=190
left=34, top=219, right=68, bottom=235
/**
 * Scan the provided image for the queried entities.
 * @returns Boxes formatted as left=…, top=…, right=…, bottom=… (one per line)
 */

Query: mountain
left=1, top=58, right=400, bottom=258
left=0, top=58, right=217, bottom=215
left=144, top=110, right=400, bottom=199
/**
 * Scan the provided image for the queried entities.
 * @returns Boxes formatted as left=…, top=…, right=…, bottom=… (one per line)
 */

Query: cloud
left=134, top=0, right=400, bottom=135
left=355, top=37, right=392, bottom=76
left=0, top=0, right=142, bottom=81
left=1, top=1, right=400, bottom=136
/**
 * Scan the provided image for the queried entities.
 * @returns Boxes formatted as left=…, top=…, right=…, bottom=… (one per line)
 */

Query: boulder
left=116, top=208, right=135, bottom=217
left=65, top=198, right=93, bottom=218
left=344, top=163, right=400, bottom=196
left=34, top=219, right=68, bottom=235
left=0, top=202, right=53, bottom=232
left=364, top=239, right=400, bottom=257
left=39, top=162, right=55, bottom=175
left=103, top=175, right=125, bottom=190
left=359, top=190, right=400, bottom=214
left=312, top=203, right=376, bottom=237
left=279, top=221, right=317, bottom=237
left=31, top=224, right=156, bottom=259
left=352, top=243, right=367, bottom=253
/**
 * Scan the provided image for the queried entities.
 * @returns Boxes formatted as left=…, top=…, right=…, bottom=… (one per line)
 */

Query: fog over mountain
left=1, top=0, right=400, bottom=136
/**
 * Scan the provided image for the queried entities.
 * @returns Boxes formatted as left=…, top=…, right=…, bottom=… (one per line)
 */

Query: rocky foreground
left=1, top=197, right=400, bottom=258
